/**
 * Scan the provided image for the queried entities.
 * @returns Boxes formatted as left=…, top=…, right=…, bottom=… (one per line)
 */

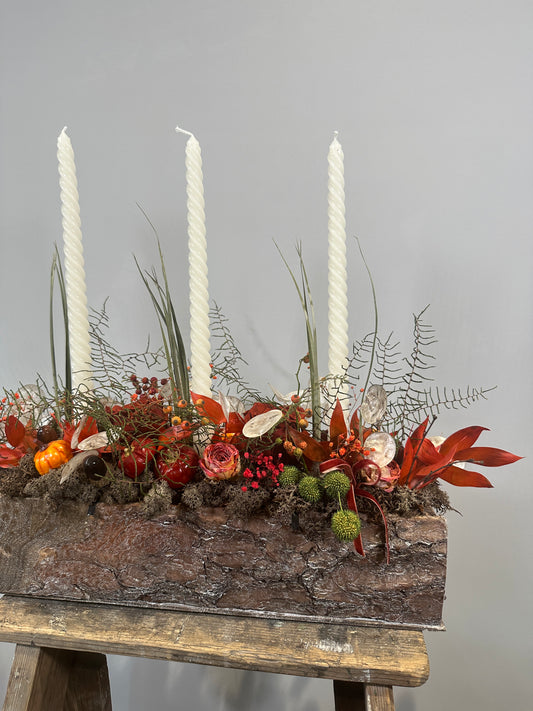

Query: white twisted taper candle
left=57, top=127, right=93, bottom=391
left=176, top=126, right=212, bottom=396
left=327, top=131, right=349, bottom=389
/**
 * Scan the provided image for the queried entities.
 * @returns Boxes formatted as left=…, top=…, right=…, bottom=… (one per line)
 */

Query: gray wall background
left=1, top=1, right=531, bottom=709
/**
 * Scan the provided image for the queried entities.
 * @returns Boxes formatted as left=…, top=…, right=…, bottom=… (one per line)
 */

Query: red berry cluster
left=129, top=374, right=168, bottom=400
left=241, top=450, right=284, bottom=491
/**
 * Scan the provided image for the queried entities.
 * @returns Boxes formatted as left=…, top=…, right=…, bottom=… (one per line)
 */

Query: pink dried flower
left=200, top=442, right=241, bottom=481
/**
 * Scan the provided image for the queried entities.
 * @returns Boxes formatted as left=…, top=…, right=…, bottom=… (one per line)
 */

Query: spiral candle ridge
left=57, top=128, right=93, bottom=391
left=327, top=133, right=349, bottom=384
left=184, top=134, right=212, bottom=396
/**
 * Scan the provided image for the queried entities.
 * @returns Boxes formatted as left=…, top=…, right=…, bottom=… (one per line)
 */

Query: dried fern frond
left=209, top=302, right=263, bottom=403
left=89, top=302, right=165, bottom=399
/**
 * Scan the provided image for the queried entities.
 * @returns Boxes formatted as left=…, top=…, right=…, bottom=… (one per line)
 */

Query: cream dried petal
left=242, top=409, right=283, bottom=438
left=77, top=432, right=109, bottom=451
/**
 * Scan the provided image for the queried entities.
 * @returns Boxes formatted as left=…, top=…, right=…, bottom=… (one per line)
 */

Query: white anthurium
left=428, top=435, right=445, bottom=449
left=269, top=384, right=319, bottom=409
left=7, top=384, right=46, bottom=428
left=269, top=385, right=302, bottom=406
left=158, top=380, right=173, bottom=401
left=364, top=432, right=397, bottom=468
left=217, top=392, right=246, bottom=420
left=242, top=409, right=284, bottom=438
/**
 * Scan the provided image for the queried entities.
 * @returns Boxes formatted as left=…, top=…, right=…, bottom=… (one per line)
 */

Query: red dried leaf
left=329, top=400, right=347, bottom=443
left=353, top=487, right=390, bottom=564
left=398, top=418, right=429, bottom=485
left=347, top=485, right=365, bottom=557
left=288, top=427, right=328, bottom=462
left=453, top=446, right=522, bottom=467
left=349, top=409, right=360, bottom=434
left=0, top=445, right=25, bottom=468
left=5, top=416, right=25, bottom=448
left=438, top=465, right=494, bottom=488
left=191, top=392, right=226, bottom=425
left=320, top=458, right=353, bottom=478
left=226, top=412, right=244, bottom=435
left=439, top=425, right=488, bottom=460
left=414, top=438, right=441, bottom=466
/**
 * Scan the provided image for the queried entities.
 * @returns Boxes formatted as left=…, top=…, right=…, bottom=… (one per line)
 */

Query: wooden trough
left=0, top=496, right=447, bottom=630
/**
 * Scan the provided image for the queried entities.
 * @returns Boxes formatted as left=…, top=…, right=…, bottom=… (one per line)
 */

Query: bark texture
left=0, top=496, right=447, bottom=628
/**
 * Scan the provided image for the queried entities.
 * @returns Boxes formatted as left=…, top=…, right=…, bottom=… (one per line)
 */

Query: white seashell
left=242, top=410, right=283, bottom=438
left=364, top=432, right=396, bottom=468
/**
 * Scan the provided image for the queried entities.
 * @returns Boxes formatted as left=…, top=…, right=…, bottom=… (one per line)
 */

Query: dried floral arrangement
left=0, top=238, right=521, bottom=563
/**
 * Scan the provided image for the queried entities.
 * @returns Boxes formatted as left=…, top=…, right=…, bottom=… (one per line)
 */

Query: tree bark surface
left=0, top=496, right=447, bottom=628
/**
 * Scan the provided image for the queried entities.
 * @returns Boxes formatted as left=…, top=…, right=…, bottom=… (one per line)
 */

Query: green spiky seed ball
left=331, top=510, right=362, bottom=542
left=279, top=465, right=304, bottom=487
left=298, top=475, right=323, bottom=504
left=323, top=470, right=351, bottom=499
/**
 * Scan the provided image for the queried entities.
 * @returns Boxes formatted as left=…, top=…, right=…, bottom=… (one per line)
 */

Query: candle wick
left=333, top=130, right=339, bottom=139
left=176, top=125, right=193, bottom=138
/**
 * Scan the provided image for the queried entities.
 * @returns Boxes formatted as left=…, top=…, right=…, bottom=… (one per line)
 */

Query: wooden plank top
left=0, top=596, right=429, bottom=687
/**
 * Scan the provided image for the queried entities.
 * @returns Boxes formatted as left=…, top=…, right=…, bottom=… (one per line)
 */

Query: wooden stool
left=0, top=596, right=429, bottom=710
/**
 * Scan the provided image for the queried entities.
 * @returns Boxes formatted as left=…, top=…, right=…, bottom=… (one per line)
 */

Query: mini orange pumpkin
left=34, top=439, right=73, bottom=475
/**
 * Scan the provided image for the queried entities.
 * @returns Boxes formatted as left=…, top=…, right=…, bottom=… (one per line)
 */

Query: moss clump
left=141, top=479, right=173, bottom=519
left=181, top=482, right=204, bottom=510
left=298, top=475, right=323, bottom=504
left=322, top=470, right=351, bottom=500
left=278, top=465, right=304, bottom=487
left=0, top=466, right=34, bottom=497
left=226, top=485, right=270, bottom=518
left=331, top=509, right=361, bottom=542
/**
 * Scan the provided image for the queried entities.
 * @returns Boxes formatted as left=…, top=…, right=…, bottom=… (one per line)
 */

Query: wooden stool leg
left=364, top=685, right=395, bottom=710
left=333, top=680, right=395, bottom=711
left=2, top=646, right=112, bottom=711
left=63, top=652, right=112, bottom=711
left=2, top=645, right=70, bottom=711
